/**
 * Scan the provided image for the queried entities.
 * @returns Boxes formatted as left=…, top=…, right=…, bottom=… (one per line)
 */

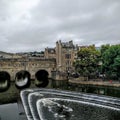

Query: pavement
left=69, top=79, right=120, bottom=87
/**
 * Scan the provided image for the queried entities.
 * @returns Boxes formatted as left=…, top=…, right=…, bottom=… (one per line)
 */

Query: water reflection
left=0, top=80, right=120, bottom=104
left=15, top=70, right=31, bottom=89
left=0, top=71, right=10, bottom=92
left=0, top=80, right=120, bottom=120
left=35, top=70, right=49, bottom=87
left=0, top=80, right=9, bottom=91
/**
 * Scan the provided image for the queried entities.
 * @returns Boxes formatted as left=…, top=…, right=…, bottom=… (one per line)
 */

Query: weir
left=20, top=88, right=120, bottom=120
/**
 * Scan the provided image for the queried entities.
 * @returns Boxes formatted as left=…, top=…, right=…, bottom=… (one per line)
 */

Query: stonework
left=0, top=58, right=56, bottom=81
left=48, top=40, right=77, bottom=73
left=44, top=48, right=56, bottom=59
left=0, top=40, right=79, bottom=81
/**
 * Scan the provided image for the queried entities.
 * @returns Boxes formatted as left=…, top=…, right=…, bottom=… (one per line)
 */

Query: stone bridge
left=0, top=58, right=56, bottom=81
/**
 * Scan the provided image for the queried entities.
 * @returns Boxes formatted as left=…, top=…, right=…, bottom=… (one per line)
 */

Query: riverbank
left=69, top=79, right=120, bottom=87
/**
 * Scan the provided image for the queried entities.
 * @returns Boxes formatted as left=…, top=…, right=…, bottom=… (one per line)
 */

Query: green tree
left=100, top=44, right=110, bottom=57
left=102, top=44, right=120, bottom=80
left=99, top=44, right=110, bottom=73
left=74, top=45, right=100, bottom=78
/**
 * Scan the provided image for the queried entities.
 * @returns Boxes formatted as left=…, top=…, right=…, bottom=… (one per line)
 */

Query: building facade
left=44, top=40, right=78, bottom=74
left=44, top=48, right=56, bottom=59
left=56, top=40, right=77, bottom=73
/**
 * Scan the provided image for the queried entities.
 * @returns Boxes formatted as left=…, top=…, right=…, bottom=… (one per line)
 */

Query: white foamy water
left=20, top=88, right=120, bottom=120
left=37, top=98, right=73, bottom=120
left=28, top=90, right=120, bottom=108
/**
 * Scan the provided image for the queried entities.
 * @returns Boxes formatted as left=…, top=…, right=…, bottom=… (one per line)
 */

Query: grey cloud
left=0, top=0, right=120, bottom=52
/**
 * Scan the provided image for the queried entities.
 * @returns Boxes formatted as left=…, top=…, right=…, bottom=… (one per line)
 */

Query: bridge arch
left=15, top=70, right=31, bottom=89
left=35, top=69, right=49, bottom=87
left=0, top=71, right=10, bottom=92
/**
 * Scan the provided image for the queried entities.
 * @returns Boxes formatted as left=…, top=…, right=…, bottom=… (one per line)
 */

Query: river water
left=0, top=103, right=19, bottom=120
left=0, top=80, right=120, bottom=120
left=20, top=88, right=120, bottom=120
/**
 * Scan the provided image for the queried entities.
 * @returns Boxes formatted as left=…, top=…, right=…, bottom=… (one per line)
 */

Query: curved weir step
left=20, top=88, right=120, bottom=120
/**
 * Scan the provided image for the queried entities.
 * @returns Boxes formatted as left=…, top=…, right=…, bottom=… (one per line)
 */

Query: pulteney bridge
left=0, top=58, right=56, bottom=81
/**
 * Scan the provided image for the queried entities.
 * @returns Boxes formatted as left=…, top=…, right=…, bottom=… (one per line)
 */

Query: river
left=0, top=79, right=120, bottom=120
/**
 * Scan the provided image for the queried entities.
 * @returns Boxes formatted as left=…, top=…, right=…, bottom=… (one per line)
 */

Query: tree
left=100, top=44, right=110, bottom=57
left=74, top=45, right=100, bottom=78
left=99, top=44, right=110, bottom=73
left=102, top=44, right=120, bottom=80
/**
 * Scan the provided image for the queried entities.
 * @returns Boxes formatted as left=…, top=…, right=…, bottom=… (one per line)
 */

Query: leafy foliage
left=74, top=45, right=100, bottom=78
left=102, top=44, right=120, bottom=80
left=73, top=44, right=120, bottom=80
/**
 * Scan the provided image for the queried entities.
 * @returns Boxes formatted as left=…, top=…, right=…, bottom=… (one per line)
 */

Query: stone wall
left=0, top=58, right=56, bottom=81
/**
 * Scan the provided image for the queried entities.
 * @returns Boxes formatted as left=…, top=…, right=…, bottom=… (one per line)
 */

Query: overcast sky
left=0, top=0, right=120, bottom=53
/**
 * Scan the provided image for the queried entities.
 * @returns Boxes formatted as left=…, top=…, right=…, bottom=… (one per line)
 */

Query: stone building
left=44, top=40, right=77, bottom=74
left=44, top=48, right=56, bottom=59
left=56, top=40, right=77, bottom=73
left=0, top=40, right=78, bottom=81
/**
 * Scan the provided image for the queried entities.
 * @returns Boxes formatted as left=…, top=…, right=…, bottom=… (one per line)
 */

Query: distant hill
left=0, top=51, right=22, bottom=59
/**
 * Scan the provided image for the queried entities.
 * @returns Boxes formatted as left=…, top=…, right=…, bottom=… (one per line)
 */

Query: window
left=65, top=54, right=71, bottom=59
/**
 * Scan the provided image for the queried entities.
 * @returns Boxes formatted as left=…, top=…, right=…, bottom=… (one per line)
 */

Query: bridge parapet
left=0, top=58, right=56, bottom=80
